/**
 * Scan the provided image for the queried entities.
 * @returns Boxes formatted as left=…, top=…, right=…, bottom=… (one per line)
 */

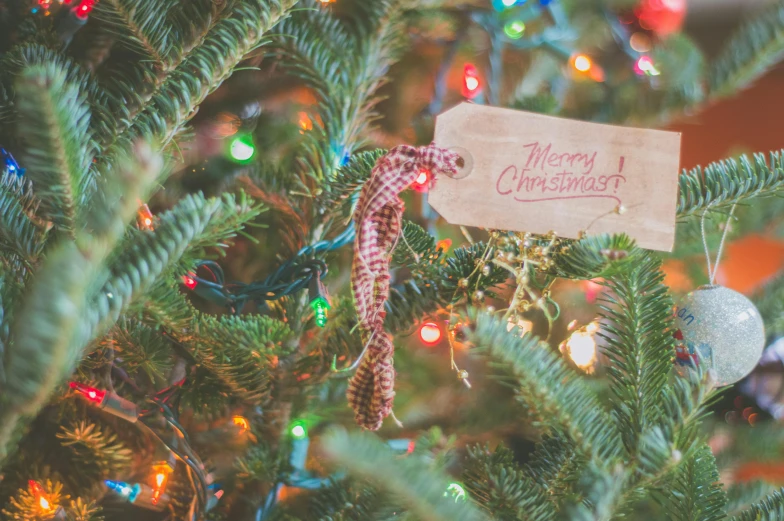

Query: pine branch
left=282, top=478, right=396, bottom=521
left=316, top=149, right=385, bottom=214
left=321, top=429, right=487, bottom=521
left=189, top=314, right=294, bottom=402
left=462, top=444, right=557, bottom=521
left=709, top=1, right=784, bottom=98
left=562, top=465, right=628, bottom=521
left=0, top=246, right=91, bottom=463
left=275, top=0, right=406, bottom=183
left=598, top=252, right=673, bottom=457
left=15, top=63, right=96, bottom=233
left=523, top=436, right=584, bottom=507
left=731, top=488, right=784, bottom=521
left=676, top=150, right=784, bottom=219
left=467, top=312, right=621, bottom=464
left=100, top=318, right=174, bottom=381
left=99, top=0, right=297, bottom=166
left=652, top=444, right=727, bottom=521
left=94, top=0, right=176, bottom=67
left=0, top=173, right=45, bottom=263
left=180, top=191, right=266, bottom=260
left=553, top=234, right=643, bottom=281
left=0, top=144, right=162, bottom=459
left=726, top=481, right=777, bottom=518
left=81, top=193, right=222, bottom=346
left=2, top=44, right=114, bottom=143
left=56, top=420, right=133, bottom=483
left=753, top=272, right=784, bottom=336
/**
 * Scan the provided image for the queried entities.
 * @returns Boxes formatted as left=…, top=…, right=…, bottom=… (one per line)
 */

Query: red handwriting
left=495, top=142, right=626, bottom=204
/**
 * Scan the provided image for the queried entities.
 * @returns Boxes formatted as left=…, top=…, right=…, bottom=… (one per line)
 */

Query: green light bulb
left=504, top=20, right=525, bottom=40
left=229, top=134, right=255, bottom=162
left=445, top=482, right=466, bottom=502
left=290, top=420, right=307, bottom=439
left=310, top=296, right=330, bottom=328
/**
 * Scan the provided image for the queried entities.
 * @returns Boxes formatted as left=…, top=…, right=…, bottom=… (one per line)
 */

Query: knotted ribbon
left=347, top=144, right=460, bottom=430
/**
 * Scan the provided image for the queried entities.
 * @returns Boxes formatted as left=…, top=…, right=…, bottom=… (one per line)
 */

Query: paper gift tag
left=430, top=103, right=681, bottom=251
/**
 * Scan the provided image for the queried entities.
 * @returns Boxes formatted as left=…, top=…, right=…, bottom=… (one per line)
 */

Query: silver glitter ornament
left=673, top=285, right=765, bottom=386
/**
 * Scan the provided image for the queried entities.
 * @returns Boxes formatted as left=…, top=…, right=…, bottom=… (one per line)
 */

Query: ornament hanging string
left=347, top=144, right=459, bottom=430
left=700, top=201, right=736, bottom=285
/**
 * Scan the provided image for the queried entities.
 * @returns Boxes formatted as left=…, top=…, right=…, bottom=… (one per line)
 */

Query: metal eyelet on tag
left=446, top=147, right=473, bottom=179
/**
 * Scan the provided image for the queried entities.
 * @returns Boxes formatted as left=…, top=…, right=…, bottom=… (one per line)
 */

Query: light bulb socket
left=129, top=483, right=170, bottom=511
left=101, top=393, right=138, bottom=423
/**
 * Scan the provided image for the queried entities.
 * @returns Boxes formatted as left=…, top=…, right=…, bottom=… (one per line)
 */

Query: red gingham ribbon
left=347, top=144, right=460, bottom=430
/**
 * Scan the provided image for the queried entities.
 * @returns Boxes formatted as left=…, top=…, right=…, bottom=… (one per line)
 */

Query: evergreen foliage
left=0, top=0, right=782, bottom=520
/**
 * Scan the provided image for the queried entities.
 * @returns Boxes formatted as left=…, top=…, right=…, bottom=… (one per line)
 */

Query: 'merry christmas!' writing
left=495, top=141, right=627, bottom=203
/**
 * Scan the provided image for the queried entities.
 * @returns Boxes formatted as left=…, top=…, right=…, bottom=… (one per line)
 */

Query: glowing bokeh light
left=573, top=54, right=592, bottom=72
left=419, top=322, right=443, bottom=345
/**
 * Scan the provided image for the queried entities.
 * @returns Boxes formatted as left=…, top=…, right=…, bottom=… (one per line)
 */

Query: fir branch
left=709, top=1, right=784, bottom=98
left=731, top=488, right=784, bottom=521
left=289, top=479, right=394, bottom=521
left=94, top=0, right=175, bottom=67
left=2, top=44, right=114, bottom=143
left=189, top=314, right=294, bottom=402
left=553, top=234, right=643, bottom=281
left=56, top=420, right=133, bottom=481
left=726, top=481, right=778, bottom=518
left=81, top=193, right=223, bottom=345
left=316, top=149, right=385, bottom=214
left=0, top=173, right=45, bottom=263
left=180, top=191, right=266, bottom=260
left=467, top=312, right=621, bottom=464
left=676, top=150, right=784, bottom=218
left=275, top=0, right=406, bottom=183
left=322, top=429, right=486, bottom=521
left=753, top=273, right=784, bottom=336
left=523, top=436, right=583, bottom=506
left=598, top=252, right=673, bottom=457
left=652, top=444, right=727, bottom=521
left=101, top=318, right=174, bottom=381
left=391, top=221, right=440, bottom=271
left=563, top=465, right=628, bottom=521
left=15, top=63, right=96, bottom=233
left=462, top=444, right=557, bottom=521
left=135, top=279, right=197, bottom=334
left=0, top=243, right=92, bottom=459
left=100, top=0, right=297, bottom=165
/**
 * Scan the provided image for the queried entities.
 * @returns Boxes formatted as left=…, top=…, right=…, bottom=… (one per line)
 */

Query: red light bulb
left=74, top=0, right=95, bottom=19
left=412, top=169, right=431, bottom=192
left=462, top=64, right=482, bottom=99
left=69, top=381, right=106, bottom=404
left=419, top=322, right=443, bottom=345
left=182, top=274, right=198, bottom=290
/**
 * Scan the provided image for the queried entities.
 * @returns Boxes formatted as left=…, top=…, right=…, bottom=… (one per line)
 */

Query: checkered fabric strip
left=347, top=144, right=460, bottom=430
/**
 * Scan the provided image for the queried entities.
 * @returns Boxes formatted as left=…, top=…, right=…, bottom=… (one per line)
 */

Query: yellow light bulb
left=39, top=496, right=51, bottom=511
left=573, top=55, right=592, bottom=72
left=155, top=472, right=166, bottom=487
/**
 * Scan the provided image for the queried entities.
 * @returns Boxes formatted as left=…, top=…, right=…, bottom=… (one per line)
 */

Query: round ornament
left=673, top=285, right=765, bottom=386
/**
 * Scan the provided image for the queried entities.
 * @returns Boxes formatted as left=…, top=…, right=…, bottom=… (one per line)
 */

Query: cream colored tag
left=430, top=103, right=681, bottom=251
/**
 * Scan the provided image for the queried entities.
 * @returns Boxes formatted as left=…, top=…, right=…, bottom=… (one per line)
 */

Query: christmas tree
left=1, top=0, right=784, bottom=519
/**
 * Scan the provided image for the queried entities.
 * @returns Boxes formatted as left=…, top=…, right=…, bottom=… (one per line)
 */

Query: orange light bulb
left=232, top=415, right=250, bottom=431
left=573, top=54, right=592, bottom=72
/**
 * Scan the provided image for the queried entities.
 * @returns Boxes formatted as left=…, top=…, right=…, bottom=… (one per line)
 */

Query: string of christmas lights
left=182, top=225, right=355, bottom=322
